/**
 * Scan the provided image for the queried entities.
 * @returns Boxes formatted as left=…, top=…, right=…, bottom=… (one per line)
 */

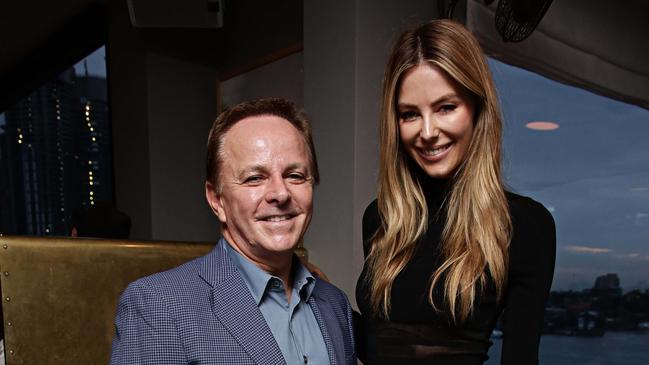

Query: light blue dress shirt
left=224, top=240, right=330, bottom=365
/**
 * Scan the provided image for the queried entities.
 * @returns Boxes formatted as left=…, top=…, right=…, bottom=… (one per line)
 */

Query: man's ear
left=205, top=181, right=227, bottom=224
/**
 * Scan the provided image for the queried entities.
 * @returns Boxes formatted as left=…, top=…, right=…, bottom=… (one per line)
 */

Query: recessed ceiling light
left=526, top=121, right=559, bottom=131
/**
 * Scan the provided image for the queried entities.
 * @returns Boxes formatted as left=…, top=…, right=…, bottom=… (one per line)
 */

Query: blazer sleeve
left=110, top=281, right=187, bottom=365
left=344, top=293, right=358, bottom=365
left=500, top=198, right=556, bottom=364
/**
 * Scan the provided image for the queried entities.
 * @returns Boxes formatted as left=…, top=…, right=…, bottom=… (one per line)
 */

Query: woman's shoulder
left=505, top=191, right=556, bottom=261
left=363, top=199, right=380, bottom=224
left=362, top=199, right=381, bottom=257
left=506, top=191, right=554, bottom=227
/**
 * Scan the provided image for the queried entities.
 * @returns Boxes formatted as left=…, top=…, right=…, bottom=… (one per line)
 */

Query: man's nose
left=421, top=115, right=440, bottom=140
left=265, top=175, right=291, bottom=204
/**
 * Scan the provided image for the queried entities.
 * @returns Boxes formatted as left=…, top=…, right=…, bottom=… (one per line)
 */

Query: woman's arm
left=500, top=197, right=556, bottom=364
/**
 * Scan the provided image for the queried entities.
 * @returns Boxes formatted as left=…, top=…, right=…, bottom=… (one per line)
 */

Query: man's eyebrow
left=237, top=165, right=266, bottom=178
left=235, top=163, right=310, bottom=180
left=285, top=162, right=308, bottom=171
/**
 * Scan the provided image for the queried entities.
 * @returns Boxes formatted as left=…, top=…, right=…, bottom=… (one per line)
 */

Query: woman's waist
left=365, top=320, right=492, bottom=359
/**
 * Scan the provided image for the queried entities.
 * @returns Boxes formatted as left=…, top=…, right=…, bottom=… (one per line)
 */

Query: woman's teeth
left=422, top=144, right=450, bottom=156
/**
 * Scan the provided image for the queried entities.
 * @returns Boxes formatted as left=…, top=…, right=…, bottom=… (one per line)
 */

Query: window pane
left=485, top=58, right=649, bottom=364
left=0, top=46, right=112, bottom=236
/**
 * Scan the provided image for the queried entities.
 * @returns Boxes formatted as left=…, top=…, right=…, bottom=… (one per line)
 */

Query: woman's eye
left=439, top=104, right=457, bottom=113
left=399, top=111, right=419, bottom=121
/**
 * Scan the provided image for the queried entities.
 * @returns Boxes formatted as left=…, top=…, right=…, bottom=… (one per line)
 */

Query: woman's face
left=397, top=63, right=475, bottom=179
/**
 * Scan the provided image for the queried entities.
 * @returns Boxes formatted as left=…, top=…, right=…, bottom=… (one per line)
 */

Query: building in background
left=0, top=67, right=112, bottom=236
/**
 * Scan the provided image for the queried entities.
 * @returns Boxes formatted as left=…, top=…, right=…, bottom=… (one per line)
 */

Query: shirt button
left=271, top=280, right=281, bottom=289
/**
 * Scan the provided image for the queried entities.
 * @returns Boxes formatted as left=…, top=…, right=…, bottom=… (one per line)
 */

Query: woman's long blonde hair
left=365, top=19, right=512, bottom=323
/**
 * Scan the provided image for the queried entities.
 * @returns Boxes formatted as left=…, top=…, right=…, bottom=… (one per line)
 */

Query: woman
left=356, top=20, right=556, bottom=364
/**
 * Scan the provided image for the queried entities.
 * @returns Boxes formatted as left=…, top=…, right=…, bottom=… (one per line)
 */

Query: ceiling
left=0, top=0, right=303, bottom=111
left=0, top=0, right=106, bottom=80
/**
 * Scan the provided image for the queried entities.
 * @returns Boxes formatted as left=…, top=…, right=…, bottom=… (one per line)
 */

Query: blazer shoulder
left=314, top=279, right=351, bottom=306
left=123, top=251, right=213, bottom=300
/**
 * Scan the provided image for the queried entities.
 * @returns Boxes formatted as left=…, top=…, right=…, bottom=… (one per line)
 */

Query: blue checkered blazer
left=110, top=240, right=356, bottom=364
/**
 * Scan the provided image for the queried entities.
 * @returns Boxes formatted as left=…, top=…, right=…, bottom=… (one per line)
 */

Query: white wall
left=146, top=52, right=219, bottom=242
left=108, top=2, right=218, bottom=242
left=303, top=0, right=438, bottom=301
left=221, top=52, right=303, bottom=110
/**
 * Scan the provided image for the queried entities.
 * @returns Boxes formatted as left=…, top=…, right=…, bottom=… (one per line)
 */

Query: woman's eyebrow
left=397, top=93, right=459, bottom=109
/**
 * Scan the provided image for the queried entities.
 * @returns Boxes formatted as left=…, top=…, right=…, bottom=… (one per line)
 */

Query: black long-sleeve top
left=356, top=179, right=556, bottom=364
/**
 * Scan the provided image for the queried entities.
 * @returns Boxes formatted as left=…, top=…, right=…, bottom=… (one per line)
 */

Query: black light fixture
left=438, top=0, right=554, bottom=43
left=495, top=0, right=554, bottom=42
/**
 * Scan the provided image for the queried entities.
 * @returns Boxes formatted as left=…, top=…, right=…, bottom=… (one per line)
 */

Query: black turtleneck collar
left=414, top=167, right=452, bottom=210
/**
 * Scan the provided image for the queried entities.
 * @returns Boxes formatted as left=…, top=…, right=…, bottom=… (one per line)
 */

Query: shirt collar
left=221, top=237, right=316, bottom=306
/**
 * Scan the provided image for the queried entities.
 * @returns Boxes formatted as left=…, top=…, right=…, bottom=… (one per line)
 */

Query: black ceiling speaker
left=495, top=0, right=554, bottom=42
left=127, top=0, right=224, bottom=28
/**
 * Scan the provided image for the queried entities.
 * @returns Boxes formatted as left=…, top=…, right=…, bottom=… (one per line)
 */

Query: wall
left=146, top=52, right=218, bottom=242
left=303, top=0, right=438, bottom=300
left=220, top=52, right=303, bottom=110
left=107, top=0, right=302, bottom=241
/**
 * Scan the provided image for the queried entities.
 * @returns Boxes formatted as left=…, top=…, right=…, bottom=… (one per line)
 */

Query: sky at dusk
left=490, top=58, right=649, bottom=292
left=73, top=46, right=106, bottom=78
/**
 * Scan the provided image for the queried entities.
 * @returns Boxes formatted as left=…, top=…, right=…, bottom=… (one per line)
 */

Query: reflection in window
left=0, top=46, right=111, bottom=236
left=485, top=58, right=649, bottom=364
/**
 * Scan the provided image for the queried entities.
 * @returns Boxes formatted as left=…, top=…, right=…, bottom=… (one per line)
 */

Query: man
left=110, top=98, right=356, bottom=365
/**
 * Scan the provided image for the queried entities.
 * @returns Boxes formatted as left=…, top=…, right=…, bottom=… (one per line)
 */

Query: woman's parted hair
left=205, top=97, right=320, bottom=190
left=366, top=19, right=512, bottom=322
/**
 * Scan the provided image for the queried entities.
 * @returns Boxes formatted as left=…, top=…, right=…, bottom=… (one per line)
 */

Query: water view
left=487, top=331, right=649, bottom=364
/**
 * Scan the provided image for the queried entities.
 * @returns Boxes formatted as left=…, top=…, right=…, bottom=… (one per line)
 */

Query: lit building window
left=1, top=45, right=112, bottom=236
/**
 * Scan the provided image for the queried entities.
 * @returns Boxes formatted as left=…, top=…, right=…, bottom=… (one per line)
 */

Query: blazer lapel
left=308, top=282, right=341, bottom=365
left=199, top=242, right=286, bottom=365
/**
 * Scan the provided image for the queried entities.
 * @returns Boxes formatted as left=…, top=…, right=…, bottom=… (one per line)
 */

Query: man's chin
left=266, top=241, right=299, bottom=253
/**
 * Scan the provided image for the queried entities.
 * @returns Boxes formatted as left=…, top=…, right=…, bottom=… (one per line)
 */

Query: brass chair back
left=0, top=235, right=213, bottom=365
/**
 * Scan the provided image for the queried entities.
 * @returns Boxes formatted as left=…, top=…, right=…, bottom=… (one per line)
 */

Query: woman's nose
left=420, top=116, right=440, bottom=140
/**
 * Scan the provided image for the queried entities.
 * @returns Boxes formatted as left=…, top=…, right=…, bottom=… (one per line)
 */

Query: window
left=0, top=46, right=112, bottom=236
left=484, top=58, right=649, bottom=364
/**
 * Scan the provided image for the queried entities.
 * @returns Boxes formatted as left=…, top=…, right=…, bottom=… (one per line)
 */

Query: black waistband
left=366, top=321, right=492, bottom=360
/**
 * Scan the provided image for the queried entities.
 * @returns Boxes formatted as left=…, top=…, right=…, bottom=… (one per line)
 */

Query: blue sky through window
left=490, top=58, right=649, bottom=292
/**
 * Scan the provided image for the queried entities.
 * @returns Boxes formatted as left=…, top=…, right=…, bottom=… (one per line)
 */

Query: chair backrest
left=0, top=235, right=213, bottom=365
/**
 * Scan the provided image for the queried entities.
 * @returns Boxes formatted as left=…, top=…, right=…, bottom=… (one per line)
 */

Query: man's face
left=206, top=115, right=314, bottom=265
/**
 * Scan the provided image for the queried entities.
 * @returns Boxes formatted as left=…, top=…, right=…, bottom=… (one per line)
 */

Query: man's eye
left=243, top=176, right=263, bottom=184
left=287, top=173, right=306, bottom=182
left=399, top=111, right=419, bottom=121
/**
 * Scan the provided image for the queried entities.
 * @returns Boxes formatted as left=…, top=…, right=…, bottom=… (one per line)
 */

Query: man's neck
left=222, top=234, right=295, bottom=297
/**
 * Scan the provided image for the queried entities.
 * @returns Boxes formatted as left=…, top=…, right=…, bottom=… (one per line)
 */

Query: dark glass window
left=485, top=58, right=649, bottom=364
left=0, top=46, right=111, bottom=236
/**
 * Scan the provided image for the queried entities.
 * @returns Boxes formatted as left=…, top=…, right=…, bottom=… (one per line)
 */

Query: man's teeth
left=266, top=215, right=291, bottom=222
left=422, top=144, right=449, bottom=156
